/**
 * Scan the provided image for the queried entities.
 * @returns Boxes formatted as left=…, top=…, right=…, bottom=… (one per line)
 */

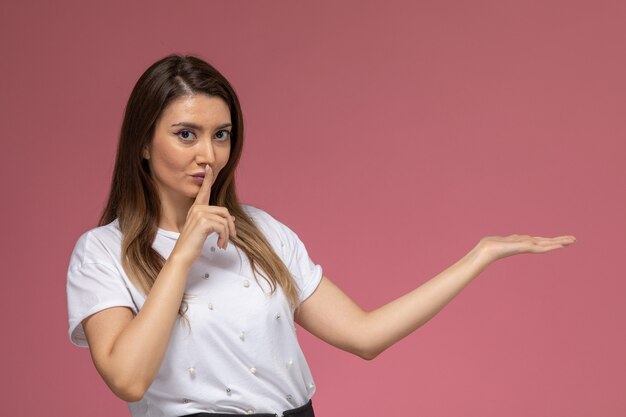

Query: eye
left=215, top=130, right=231, bottom=142
left=175, top=129, right=196, bottom=142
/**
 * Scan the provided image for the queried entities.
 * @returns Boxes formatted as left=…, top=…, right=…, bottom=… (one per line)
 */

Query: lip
left=190, top=170, right=212, bottom=185
left=191, top=166, right=213, bottom=177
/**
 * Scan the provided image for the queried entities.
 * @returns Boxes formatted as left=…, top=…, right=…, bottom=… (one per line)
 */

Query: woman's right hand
left=170, top=165, right=237, bottom=265
left=82, top=167, right=236, bottom=402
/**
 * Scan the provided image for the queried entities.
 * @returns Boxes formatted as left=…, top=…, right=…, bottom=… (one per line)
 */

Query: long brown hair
left=99, top=54, right=300, bottom=310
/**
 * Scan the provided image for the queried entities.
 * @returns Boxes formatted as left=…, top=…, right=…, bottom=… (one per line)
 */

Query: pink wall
left=1, top=1, right=624, bottom=415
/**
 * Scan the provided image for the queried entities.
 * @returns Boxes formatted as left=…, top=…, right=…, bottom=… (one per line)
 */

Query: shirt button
left=250, top=366, right=257, bottom=374
left=210, top=246, right=216, bottom=252
left=226, top=387, right=232, bottom=395
left=239, top=331, right=245, bottom=341
left=286, top=394, right=293, bottom=401
left=246, top=410, right=255, bottom=415
left=188, top=367, right=196, bottom=377
left=243, top=279, right=250, bottom=288
left=182, top=398, right=191, bottom=403
left=275, top=313, right=281, bottom=320
left=204, top=273, right=210, bottom=279
left=208, top=303, right=213, bottom=310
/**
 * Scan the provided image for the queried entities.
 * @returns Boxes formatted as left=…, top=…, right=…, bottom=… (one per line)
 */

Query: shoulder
left=240, top=203, right=272, bottom=221
left=240, top=204, right=309, bottom=255
left=69, top=220, right=123, bottom=269
left=241, top=203, right=274, bottom=223
left=241, top=204, right=293, bottom=238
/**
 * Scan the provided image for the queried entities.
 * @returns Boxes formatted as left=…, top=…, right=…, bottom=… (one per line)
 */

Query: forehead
left=159, top=94, right=231, bottom=125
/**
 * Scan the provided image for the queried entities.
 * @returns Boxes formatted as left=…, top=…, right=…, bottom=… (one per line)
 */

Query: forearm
left=105, top=254, right=192, bottom=396
left=297, top=234, right=574, bottom=360
left=361, top=244, right=491, bottom=358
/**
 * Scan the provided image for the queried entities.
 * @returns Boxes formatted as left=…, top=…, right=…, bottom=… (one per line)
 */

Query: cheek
left=162, top=154, right=185, bottom=171
left=216, top=152, right=231, bottom=174
left=152, top=147, right=188, bottom=176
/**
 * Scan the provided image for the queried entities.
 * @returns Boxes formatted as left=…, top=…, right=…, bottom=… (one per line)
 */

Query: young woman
left=66, top=54, right=576, bottom=417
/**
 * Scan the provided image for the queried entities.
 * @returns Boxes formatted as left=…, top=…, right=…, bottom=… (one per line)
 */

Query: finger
left=532, top=236, right=575, bottom=242
left=557, top=236, right=576, bottom=245
left=219, top=223, right=230, bottom=249
left=535, top=243, right=567, bottom=253
left=193, top=165, right=213, bottom=206
left=210, top=214, right=229, bottom=249
left=212, top=207, right=236, bottom=239
left=545, top=236, right=577, bottom=244
left=535, top=239, right=566, bottom=247
left=228, top=214, right=236, bottom=238
left=553, top=235, right=576, bottom=241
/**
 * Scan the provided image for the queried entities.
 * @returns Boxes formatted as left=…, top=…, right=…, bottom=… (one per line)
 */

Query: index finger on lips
left=193, top=165, right=213, bottom=206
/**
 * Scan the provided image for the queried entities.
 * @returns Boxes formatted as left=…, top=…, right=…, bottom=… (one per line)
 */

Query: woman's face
left=144, top=94, right=232, bottom=207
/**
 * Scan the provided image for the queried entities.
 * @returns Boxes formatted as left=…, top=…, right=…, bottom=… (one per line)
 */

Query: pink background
left=1, top=1, right=624, bottom=416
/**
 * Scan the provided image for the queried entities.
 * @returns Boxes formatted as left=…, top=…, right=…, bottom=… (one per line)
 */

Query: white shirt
left=67, top=204, right=323, bottom=417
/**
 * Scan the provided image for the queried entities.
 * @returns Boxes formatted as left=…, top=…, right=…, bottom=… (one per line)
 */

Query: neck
left=157, top=193, right=194, bottom=233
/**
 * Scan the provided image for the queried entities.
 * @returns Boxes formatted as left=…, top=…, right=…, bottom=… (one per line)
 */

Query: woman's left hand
left=296, top=233, right=577, bottom=360
left=477, top=234, right=577, bottom=264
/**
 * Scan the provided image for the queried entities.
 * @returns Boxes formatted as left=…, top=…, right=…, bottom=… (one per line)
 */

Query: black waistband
left=180, top=399, right=314, bottom=417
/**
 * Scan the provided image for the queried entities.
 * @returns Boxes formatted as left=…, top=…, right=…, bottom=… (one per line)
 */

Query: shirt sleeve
left=66, top=231, right=137, bottom=347
left=281, top=224, right=323, bottom=305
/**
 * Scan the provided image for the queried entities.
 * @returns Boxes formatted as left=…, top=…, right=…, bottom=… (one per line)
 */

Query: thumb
left=193, top=165, right=213, bottom=205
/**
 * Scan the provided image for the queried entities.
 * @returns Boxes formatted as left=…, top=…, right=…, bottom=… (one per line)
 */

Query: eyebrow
left=171, top=122, right=232, bottom=131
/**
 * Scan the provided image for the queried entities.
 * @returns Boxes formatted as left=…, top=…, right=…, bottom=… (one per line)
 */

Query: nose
left=196, top=137, right=216, bottom=166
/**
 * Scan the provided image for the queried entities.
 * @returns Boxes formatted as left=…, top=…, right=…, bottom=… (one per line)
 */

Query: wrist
left=164, top=250, right=195, bottom=272
left=467, top=240, right=495, bottom=270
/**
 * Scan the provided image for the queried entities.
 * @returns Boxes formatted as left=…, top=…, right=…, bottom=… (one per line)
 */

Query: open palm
left=479, top=234, right=577, bottom=263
